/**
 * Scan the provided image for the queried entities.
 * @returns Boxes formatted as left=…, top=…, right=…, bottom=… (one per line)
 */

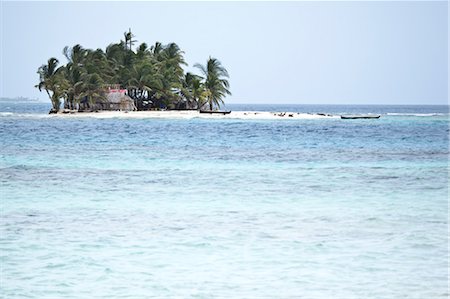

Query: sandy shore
left=55, top=110, right=339, bottom=120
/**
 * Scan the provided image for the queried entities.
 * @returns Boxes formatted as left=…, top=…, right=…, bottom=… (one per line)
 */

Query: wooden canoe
left=200, top=110, right=232, bottom=115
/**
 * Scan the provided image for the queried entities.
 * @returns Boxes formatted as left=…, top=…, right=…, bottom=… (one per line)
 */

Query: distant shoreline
left=0, top=97, right=41, bottom=103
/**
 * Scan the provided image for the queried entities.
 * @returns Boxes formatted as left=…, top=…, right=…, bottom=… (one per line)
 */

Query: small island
left=36, top=29, right=231, bottom=114
left=35, top=29, right=380, bottom=120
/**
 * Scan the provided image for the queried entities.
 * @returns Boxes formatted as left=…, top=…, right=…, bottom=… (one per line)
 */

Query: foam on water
left=1, top=102, right=448, bottom=298
left=386, top=112, right=447, bottom=117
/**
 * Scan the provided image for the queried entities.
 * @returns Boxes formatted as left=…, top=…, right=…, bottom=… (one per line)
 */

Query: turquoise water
left=1, top=103, right=449, bottom=298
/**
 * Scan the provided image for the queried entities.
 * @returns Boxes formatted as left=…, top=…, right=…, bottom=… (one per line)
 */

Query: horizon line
left=227, top=102, right=449, bottom=106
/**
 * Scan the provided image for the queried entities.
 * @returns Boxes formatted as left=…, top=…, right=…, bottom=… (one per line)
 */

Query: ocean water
left=1, top=102, right=449, bottom=298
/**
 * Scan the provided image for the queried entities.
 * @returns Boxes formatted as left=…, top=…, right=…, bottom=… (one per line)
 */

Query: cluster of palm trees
left=36, top=30, right=231, bottom=112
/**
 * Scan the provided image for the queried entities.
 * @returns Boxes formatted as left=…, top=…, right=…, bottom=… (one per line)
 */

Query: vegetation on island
left=36, top=30, right=231, bottom=113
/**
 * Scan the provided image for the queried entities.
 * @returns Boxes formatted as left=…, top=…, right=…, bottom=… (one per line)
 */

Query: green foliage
left=181, top=72, right=207, bottom=110
left=194, top=57, right=231, bottom=110
left=36, top=58, right=65, bottom=110
left=36, top=30, right=231, bottom=111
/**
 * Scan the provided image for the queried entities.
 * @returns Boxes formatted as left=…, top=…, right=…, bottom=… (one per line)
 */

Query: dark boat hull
left=200, top=110, right=231, bottom=115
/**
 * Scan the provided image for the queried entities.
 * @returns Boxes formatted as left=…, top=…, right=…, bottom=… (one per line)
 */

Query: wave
left=386, top=113, right=448, bottom=117
left=0, top=112, right=52, bottom=118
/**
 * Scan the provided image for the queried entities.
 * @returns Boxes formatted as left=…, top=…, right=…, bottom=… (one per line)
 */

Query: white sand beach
left=55, top=110, right=339, bottom=120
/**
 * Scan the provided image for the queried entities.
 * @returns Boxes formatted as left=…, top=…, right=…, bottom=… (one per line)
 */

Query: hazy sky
left=1, top=1, right=448, bottom=104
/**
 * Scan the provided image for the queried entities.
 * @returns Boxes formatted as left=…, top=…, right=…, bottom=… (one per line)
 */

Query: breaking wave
left=386, top=113, right=448, bottom=117
left=0, top=112, right=52, bottom=118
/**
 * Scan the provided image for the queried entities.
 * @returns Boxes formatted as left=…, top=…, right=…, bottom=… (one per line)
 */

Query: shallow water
left=1, top=102, right=448, bottom=298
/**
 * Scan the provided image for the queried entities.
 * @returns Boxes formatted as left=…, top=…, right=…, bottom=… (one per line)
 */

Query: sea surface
left=1, top=102, right=449, bottom=298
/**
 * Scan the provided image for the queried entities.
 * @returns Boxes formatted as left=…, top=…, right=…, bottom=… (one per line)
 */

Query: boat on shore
left=200, top=110, right=232, bottom=115
left=341, top=114, right=381, bottom=119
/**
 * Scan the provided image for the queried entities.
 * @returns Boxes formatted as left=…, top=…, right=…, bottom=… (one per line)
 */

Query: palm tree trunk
left=51, top=94, right=60, bottom=111
left=69, top=94, right=74, bottom=110
left=45, top=89, right=52, bottom=102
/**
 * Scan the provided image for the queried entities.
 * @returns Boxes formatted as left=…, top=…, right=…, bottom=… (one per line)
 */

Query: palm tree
left=123, top=28, right=136, bottom=51
left=36, top=57, right=64, bottom=112
left=161, top=43, right=186, bottom=88
left=148, top=43, right=187, bottom=108
left=136, top=43, right=150, bottom=61
left=194, top=57, right=231, bottom=111
left=151, top=42, right=164, bottom=61
left=127, top=61, right=160, bottom=109
left=181, top=72, right=206, bottom=109
left=63, top=44, right=87, bottom=66
left=61, top=44, right=88, bottom=109
left=106, top=42, right=130, bottom=87
left=80, top=73, right=104, bottom=111
left=191, top=78, right=207, bottom=110
left=61, top=64, right=84, bottom=110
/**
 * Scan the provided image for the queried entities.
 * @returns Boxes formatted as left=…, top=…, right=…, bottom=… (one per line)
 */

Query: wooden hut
left=79, top=89, right=136, bottom=111
left=105, top=90, right=136, bottom=111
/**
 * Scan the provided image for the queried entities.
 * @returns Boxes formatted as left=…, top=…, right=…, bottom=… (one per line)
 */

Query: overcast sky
left=1, top=1, right=448, bottom=104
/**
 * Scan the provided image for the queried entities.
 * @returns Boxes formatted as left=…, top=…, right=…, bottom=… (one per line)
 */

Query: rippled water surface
left=1, top=102, right=449, bottom=298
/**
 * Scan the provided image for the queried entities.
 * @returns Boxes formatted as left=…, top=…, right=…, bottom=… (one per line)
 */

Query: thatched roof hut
left=79, top=89, right=136, bottom=111
left=106, top=91, right=136, bottom=111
